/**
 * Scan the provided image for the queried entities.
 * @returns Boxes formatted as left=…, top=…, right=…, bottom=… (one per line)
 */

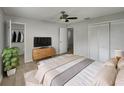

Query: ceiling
left=2, top=7, right=124, bottom=23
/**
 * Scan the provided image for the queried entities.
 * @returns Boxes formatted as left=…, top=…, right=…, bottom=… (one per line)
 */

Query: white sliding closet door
left=110, top=21, right=124, bottom=57
left=88, top=23, right=109, bottom=61
left=97, top=24, right=109, bottom=61
left=88, top=27, right=99, bottom=60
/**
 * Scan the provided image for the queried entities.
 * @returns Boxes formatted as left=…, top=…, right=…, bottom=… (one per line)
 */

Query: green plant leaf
left=2, top=47, right=20, bottom=71
left=4, top=65, right=12, bottom=71
left=3, top=57, right=10, bottom=63
left=11, top=57, right=18, bottom=62
left=12, top=53, right=18, bottom=57
left=12, top=49, right=16, bottom=54
left=11, top=62, right=18, bottom=68
left=5, top=53, right=12, bottom=58
left=2, top=48, right=9, bottom=57
left=4, top=61, right=11, bottom=66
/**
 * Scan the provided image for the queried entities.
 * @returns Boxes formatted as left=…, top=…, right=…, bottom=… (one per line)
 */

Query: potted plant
left=2, top=47, right=20, bottom=76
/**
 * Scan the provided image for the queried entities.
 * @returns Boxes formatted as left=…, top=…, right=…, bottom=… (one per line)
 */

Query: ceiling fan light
left=61, top=19, right=65, bottom=22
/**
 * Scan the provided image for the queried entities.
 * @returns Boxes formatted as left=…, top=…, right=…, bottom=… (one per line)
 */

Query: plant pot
left=7, top=68, right=16, bottom=76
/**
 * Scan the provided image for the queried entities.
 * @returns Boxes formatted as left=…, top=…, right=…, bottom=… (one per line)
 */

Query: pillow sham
left=115, top=68, right=124, bottom=86
left=93, top=66, right=117, bottom=86
left=117, top=57, right=124, bottom=70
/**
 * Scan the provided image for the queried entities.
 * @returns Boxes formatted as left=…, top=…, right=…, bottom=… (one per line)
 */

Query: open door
left=59, top=27, right=67, bottom=54
left=67, top=28, right=74, bottom=54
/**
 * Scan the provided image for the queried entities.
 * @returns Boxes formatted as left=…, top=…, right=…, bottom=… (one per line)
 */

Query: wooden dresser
left=32, top=47, right=56, bottom=61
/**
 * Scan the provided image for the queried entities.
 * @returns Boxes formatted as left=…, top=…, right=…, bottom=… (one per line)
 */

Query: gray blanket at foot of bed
left=50, top=58, right=94, bottom=86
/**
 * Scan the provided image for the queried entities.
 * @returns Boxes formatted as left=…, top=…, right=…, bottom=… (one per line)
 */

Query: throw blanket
left=35, top=55, right=82, bottom=83
left=43, top=58, right=94, bottom=86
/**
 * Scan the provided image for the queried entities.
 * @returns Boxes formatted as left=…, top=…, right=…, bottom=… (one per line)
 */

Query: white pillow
left=117, top=57, right=124, bottom=70
left=104, top=58, right=117, bottom=68
left=93, top=66, right=117, bottom=86
left=115, top=68, right=124, bottom=86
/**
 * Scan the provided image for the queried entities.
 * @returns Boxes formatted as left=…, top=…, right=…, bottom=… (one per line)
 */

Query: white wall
left=69, top=12, right=124, bottom=57
left=5, top=16, right=66, bottom=62
left=0, top=8, right=4, bottom=83
left=110, top=20, right=124, bottom=57
left=5, top=11, right=124, bottom=63
left=0, top=9, right=4, bottom=55
left=69, top=22, right=88, bottom=57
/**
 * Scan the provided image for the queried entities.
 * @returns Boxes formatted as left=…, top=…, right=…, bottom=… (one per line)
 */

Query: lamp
left=114, top=49, right=124, bottom=61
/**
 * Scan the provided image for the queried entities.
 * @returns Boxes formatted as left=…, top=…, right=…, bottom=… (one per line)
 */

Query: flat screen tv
left=34, top=37, right=52, bottom=47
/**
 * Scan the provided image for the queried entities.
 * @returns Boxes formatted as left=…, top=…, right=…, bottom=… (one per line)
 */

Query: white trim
left=110, top=20, right=124, bottom=24
left=10, top=20, right=26, bottom=63
left=87, top=27, right=90, bottom=58
left=88, top=22, right=109, bottom=27
left=108, top=22, right=111, bottom=59
left=24, top=23, right=26, bottom=63
left=11, top=22, right=26, bottom=25
left=9, top=20, right=12, bottom=48
left=0, top=75, right=3, bottom=84
left=88, top=18, right=124, bottom=26
left=58, top=28, right=60, bottom=54
left=25, top=59, right=33, bottom=63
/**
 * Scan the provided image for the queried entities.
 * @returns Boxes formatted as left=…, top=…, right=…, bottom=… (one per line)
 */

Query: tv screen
left=34, top=37, right=51, bottom=47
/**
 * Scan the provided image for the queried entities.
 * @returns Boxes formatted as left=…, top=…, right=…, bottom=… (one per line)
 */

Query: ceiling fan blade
left=67, top=17, right=78, bottom=19
left=60, top=14, right=68, bottom=19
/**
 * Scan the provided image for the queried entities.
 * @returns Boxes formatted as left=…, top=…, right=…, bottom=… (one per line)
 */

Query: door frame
left=10, top=21, right=26, bottom=63
left=67, top=27, right=74, bottom=54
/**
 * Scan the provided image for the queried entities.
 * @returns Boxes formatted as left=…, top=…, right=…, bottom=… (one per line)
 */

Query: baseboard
left=25, top=59, right=33, bottom=63
left=0, top=75, right=3, bottom=84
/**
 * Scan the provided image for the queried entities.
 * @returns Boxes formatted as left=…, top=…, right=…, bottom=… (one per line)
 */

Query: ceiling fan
left=60, top=11, right=78, bottom=22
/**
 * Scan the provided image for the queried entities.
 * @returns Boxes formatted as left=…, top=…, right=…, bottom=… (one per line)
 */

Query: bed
left=24, top=54, right=105, bottom=86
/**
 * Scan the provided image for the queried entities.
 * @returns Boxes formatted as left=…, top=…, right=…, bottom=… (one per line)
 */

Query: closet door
left=88, top=26, right=99, bottom=60
left=110, top=21, right=124, bottom=57
left=88, top=23, right=109, bottom=61
left=97, top=23, right=109, bottom=61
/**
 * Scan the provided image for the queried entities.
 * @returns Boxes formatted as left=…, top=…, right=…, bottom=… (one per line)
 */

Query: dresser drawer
left=32, top=47, right=56, bottom=61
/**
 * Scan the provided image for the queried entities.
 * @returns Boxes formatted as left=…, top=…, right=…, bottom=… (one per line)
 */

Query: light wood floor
left=1, top=56, right=37, bottom=86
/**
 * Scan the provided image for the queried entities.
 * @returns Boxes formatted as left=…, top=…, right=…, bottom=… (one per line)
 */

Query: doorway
left=67, top=28, right=74, bottom=54
left=59, top=27, right=74, bottom=55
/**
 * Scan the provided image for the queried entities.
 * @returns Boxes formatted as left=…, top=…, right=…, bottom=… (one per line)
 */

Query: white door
left=98, top=23, right=109, bottom=61
left=59, top=27, right=67, bottom=54
left=88, top=26, right=99, bottom=60
left=88, top=23, right=109, bottom=61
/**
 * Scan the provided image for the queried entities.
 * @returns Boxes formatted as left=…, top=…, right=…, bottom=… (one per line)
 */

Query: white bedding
left=24, top=54, right=105, bottom=86
left=65, top=61, right=104, bottom=86
left=35, top=54, right=82, bottom=84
